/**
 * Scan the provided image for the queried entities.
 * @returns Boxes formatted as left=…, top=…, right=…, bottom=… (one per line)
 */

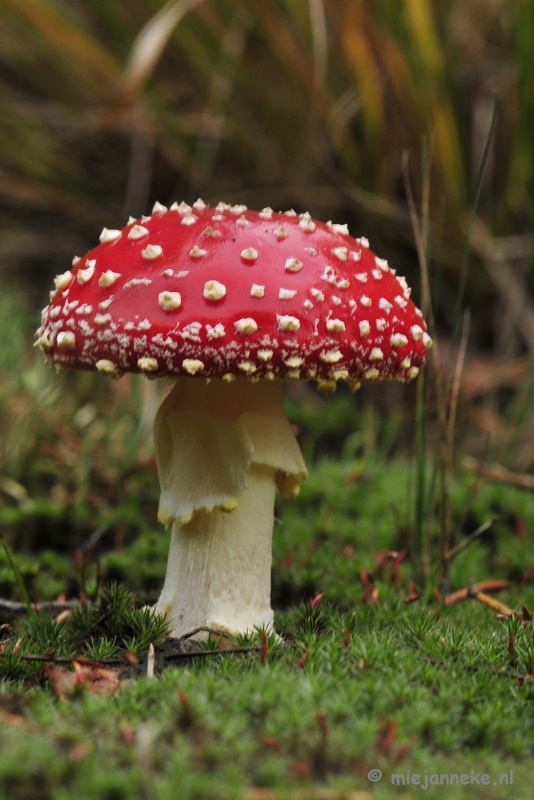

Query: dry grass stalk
left=463, top=456, right=534, bottom=490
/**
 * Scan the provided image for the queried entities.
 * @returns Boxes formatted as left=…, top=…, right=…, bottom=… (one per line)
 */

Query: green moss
left=2, top=453, right=534, bottom=796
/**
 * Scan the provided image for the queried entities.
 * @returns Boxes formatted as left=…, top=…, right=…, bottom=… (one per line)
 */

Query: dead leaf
left=47, top=662, right=121, bottom=701
left=242, top=789, right=372, bottom=800
left=393, top=739, right=414, bottom=765
left=376, top=719, right=397, bottom=756
left=261, top=735, right=281, bottom=752
left=317, top=712, right=328, bottom=740
left=260, top=632, right=268, bottom=665
left=289, top=760, right=312, bottom=781
left=68, top=741, right=93, bottom=763
left=0, top=710, right=31, bottom=730
left=119, top=722, right=135, bottom=746
left=296, top=643, right=309, bottom=672
left=242, top=791, right=278, bottom=800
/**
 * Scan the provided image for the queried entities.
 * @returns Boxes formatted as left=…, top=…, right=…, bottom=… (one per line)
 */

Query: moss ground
left=1, top=455, right=534, bottom=800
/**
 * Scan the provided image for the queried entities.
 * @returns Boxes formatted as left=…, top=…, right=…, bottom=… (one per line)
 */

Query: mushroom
left=36, top=201, right=432, bottom=638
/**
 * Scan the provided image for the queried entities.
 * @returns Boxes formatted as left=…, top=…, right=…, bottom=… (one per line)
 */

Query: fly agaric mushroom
left=36, top=200, right=431, bottom=638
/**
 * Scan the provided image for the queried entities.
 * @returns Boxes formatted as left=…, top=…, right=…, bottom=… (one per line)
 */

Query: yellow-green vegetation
left=0, top=0, right=533, bottom=298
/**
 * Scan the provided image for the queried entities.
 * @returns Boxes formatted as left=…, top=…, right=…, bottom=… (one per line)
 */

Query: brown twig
left=0, top=599, right=78, bottom=614
left=444, top=580, right=510, bottom=605
left=180, top=626, right=238, bottom=642
left=471, top=590, right=515, bottom=617
left=14, top=653, right=122, bottom=666
left=1, top=640, right=260, bottom=670
left=445, top=582, right=515, bottom=617
left=164, top=646, right=261, bottom=662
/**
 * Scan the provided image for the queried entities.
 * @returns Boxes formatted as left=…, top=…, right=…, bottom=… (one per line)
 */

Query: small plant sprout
left=36, top=202, right=431, bottom=638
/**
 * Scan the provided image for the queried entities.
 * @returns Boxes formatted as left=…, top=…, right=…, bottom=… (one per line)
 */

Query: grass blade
left=452, top=96, right=497, bottom=331
left=0, top=534, right=35, bottom=618
left=121, top=0, right=206, bottom=98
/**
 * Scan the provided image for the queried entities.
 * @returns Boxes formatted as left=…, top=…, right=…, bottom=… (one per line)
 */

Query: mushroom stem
left=156, top=463, right=276, bottom=637
left=153, top=377, right=307, bottom=638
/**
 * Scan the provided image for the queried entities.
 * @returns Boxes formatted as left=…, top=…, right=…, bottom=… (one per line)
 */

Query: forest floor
left=1, top=456, right=534, bottom=800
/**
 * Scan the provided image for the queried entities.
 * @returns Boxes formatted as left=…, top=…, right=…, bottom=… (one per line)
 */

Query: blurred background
left=1, top=0, right=534, bottom=595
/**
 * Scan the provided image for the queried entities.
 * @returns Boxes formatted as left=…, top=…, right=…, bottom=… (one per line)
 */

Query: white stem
left=153, top=377, right=308, bottom=638
left=156, top=462, right=276, bottom=637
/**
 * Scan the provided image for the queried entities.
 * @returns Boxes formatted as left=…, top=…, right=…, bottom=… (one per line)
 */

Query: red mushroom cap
left=36, top=201, right=432, bottom=384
